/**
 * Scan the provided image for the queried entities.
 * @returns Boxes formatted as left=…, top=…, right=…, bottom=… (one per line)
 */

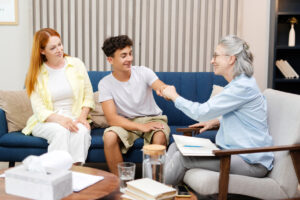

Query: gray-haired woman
left=162, top=35, right=274, bottom=186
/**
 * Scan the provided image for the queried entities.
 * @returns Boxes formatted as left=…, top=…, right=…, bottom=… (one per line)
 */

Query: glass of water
left=117, top=162, right=136, bottom=193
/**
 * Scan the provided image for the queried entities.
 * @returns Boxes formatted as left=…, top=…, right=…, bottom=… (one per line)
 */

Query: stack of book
left=122, top=178, right=176, bottom=200
left=275, top=59, right=299, bottom=79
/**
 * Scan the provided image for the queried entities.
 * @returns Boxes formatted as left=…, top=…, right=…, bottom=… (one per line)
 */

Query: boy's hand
left=138, top=122, right=164, bottom=133
left=162, top=85, right=179, bottom=101
left=156, top=85, right=168, bottom=97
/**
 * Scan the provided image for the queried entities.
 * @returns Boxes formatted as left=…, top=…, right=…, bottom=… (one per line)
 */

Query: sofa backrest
left=88, top=71, right=111, bottom=92
left=88, top=71, right=227, bottom=126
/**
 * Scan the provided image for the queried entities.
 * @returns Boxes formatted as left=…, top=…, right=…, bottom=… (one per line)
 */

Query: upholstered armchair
left=178, top=89, right=300, bottom=200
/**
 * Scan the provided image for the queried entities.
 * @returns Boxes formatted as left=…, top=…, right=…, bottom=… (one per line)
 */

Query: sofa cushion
left=0, top=90, right=33, bottom=132
left=90, top=91, right=109, bottom=128
left=90, top=128, right=105, bottom=148
left=0, top=131, right=48, bottom=148
left=183, top=168, right=287, bottom=199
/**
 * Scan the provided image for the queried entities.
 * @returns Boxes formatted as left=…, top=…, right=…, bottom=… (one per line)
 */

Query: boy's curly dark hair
left=102, top=35, right=133, bottom=57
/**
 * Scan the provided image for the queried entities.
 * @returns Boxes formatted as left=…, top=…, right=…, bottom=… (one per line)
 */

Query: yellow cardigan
left=22, top=56, right=95, bottom=135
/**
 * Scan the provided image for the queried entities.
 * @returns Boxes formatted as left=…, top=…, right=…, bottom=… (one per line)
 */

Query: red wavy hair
left=25, top=28, right=66, bottom=96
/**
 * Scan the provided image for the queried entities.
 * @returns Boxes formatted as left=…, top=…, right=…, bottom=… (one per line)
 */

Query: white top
left=98, top=66, right=162, bottom=118
left=45, top=64, right=74, bottom=117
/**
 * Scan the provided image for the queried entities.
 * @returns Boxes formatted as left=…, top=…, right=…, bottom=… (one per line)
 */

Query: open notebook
left=72, top=171, right=104, bottom=192
left=173, top=134, right=219, bottom=156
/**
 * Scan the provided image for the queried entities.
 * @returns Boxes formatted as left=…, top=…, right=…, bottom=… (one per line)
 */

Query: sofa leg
left=9, top=162, right=15, bottom=168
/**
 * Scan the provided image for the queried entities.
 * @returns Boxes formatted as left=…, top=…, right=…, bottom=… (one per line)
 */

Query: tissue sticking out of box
left=22, top=150, right=73, bottom=174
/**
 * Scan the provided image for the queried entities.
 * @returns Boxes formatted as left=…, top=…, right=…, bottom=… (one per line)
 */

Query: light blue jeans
left=164, top=143, right=268, bottom=186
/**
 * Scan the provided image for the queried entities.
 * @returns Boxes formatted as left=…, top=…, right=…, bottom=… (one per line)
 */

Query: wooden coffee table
left=0, top=165, right=122, bottom=200
left=0, top=165, right=198, bottom=200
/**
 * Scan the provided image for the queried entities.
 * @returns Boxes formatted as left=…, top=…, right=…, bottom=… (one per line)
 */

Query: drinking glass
left=117, top=162, right=136, bottom=193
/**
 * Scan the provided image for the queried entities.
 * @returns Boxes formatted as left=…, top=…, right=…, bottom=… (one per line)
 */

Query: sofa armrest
left=0, top=108, right=8, bottom=137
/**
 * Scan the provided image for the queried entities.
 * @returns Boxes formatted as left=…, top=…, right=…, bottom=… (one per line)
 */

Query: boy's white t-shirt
left=98, top=66, right=162, bottom=118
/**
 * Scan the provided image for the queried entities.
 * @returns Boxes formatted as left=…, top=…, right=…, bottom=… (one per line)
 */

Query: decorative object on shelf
left=275, top=59, right=299, bottom=79
left=288, top=17, right=297, bottom=47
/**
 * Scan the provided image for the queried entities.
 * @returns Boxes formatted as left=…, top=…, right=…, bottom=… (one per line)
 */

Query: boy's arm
left=101, top=99, right=164, bottom=132
left=151, top=79, right=168, bottom=97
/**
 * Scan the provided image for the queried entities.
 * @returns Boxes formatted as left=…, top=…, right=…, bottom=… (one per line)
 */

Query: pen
left=183, top=145, right=203, bottom=148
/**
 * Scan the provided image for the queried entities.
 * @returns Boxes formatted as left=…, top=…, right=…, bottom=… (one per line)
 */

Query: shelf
left=276, top=45, right=300, bottom=49
left=277, top=12, right=300, bottom=15
left=274, top=78, right=300, bottom=83
left=270, top=0, right=300, bottom=95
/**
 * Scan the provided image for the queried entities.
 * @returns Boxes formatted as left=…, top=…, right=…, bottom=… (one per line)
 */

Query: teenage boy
left=98, top=35, right=170, bottom=175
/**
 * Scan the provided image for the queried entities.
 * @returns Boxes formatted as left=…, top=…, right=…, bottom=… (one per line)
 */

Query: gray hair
left=219, top=35, right=254, bottom=78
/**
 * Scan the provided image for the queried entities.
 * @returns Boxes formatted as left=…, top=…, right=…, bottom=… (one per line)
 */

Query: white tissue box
left=5, top=165, right=72, bottom=200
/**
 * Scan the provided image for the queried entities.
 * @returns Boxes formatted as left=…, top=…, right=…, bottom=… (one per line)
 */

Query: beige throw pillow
left=210, top=85, right=224, bottom=99
left=90, top=91, right=109, bottom=128
left=0, top=90, right=33, bottom=132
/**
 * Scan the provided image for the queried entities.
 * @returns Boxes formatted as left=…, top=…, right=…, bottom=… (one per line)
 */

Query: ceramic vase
left=289, top=24, right=295, bottom=47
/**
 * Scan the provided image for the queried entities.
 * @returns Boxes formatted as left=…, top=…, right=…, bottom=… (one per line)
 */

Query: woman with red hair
left=22, top=28, right=95, bottom=164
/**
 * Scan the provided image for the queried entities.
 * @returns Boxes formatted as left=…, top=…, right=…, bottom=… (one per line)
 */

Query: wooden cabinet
left=270, top=0, right=300, bottom=94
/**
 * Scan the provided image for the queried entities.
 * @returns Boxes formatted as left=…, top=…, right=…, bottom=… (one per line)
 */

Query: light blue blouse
left=174, top=74, right=274, bottom=170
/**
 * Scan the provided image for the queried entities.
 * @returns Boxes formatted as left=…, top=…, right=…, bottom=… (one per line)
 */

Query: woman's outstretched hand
left=162, top=85, right=179, bottom=101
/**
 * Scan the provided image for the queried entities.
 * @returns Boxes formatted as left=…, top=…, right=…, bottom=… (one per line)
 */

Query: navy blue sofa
left=0, top=71, right=227, bottom=167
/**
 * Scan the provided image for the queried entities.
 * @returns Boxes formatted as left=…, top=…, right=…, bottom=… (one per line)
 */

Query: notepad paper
left=173, top=134, right=219, bottom=156
left=72, top=171, right=104, bottom=192
left=125, top=178, right=176, bottom=200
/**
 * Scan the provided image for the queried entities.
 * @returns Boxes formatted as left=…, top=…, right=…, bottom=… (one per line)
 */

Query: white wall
left=0, top=0, right=270, bottom=91
left=238, top=0, right=271, bottom=91
left=0, top=1, right=32, bottom=90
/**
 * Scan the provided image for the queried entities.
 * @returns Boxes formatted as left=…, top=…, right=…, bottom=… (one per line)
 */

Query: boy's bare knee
left=103, top=131, right=120, bottom=146
left=152, top=131, right=166, bottom=145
